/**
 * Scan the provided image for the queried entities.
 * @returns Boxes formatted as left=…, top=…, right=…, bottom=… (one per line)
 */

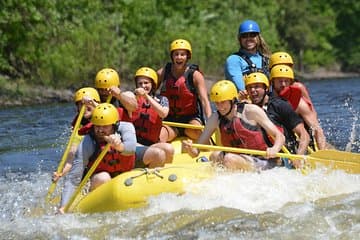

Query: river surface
left=0, top=78, right=359, bottom=239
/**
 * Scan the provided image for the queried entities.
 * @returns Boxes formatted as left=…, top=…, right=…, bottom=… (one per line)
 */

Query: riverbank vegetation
left=0, top=1, right=359, bottom=99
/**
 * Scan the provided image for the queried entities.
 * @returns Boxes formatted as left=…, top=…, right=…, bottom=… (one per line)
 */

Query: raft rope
left=124, top=168, right=165, bottom=186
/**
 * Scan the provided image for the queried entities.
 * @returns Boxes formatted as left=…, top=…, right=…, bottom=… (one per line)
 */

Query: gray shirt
left=60, top=121, right=136, bottom=207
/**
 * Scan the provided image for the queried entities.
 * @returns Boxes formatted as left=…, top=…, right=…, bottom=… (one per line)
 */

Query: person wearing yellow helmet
left=157, top=39, right=212, bottom=142
left=182, top=80, right=285, bottom=171
left=270, top=65, right=327, bottom=150
left=270, top=51, right=313, bottom=104
left=269, top=51, right=294, bottom=69
left=243, top=72, right=310, bottom=161
left=132, top=67, right=174, bottom=168
left=52, top=87, right=101, bottom=183
left=224, top=20, right=271, bottom=91
left=58, top=103, right=137, bottom=214
left=94, top=68, right=138, bottom=115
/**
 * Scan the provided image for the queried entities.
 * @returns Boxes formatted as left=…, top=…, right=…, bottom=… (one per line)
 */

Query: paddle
left=46, top=105, right=86, bottom=202
left=162, top=121, right=220, bottom=145
left=191, top=143, right=360, bottom=174
left=106, top=95, right=112, bottom=103
left=309, top=149, right=360, bottom=163
left=64, top=143, right=111, bottom=213
left=162, top=121, right=204, bottom=130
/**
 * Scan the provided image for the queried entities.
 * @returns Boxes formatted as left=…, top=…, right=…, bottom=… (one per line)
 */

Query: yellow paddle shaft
left=191, top=143, right=360, bottom=163
left=162, top=121, right=204, bottom=130
left=46, top=105, right=86, bottom=202
left=64, top=143, right=111, bottom=213
left=191, top=143, right=307, bottom=160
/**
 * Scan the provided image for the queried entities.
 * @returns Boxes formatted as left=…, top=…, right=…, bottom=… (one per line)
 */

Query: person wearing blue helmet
left=224, top=20, right=271, bottom=91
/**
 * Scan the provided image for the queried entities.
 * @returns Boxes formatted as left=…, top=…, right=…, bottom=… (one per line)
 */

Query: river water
left=0, top=78, right=359, bottom=239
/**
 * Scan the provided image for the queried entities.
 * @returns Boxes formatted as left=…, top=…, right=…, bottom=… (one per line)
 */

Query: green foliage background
left=0, top=0, right=358, bottom=90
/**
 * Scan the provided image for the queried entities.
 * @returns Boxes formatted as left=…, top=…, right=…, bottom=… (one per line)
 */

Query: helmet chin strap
left=219, top=99, right=237, bottom=117
left=259, top=91, right=267, bottom=106
left=254, top=87, right=268, bottom=107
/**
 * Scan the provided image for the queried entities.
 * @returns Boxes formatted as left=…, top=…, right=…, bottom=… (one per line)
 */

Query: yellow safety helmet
left=170, top=39, right=192, bottom=59
left=91, top=103, right=119, bottom=126
left=245, top=72, right=269, bottom=88
left=269, top=52, right=294, bottom=69
left=210, top=80, right=238, bottom=102
left=135, top=67, right=159, bottom=89
left=74, top=87, right=100, bottom=103
left=95, top=68, right=120, bottom=89
left=270, top=64, right=294, bottom=81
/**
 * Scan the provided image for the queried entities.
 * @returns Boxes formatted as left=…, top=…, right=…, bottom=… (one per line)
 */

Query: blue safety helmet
left=238, top=20, right=260, bottom=34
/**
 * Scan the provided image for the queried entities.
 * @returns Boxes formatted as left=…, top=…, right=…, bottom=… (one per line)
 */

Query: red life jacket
left=88, top=142, right=135, bottom=174
left=219, top=105, right=269, bottom=150
left=131, top=96, right=162, bottom=145
left=279, top=86, right=302, bottom=110
left=117, top=106, right=132, bottom=122
left=78, top=122, right=93, bottom=135
left=280, top=85, right=313, bottom=111
left=71, top=113, right=90, bottom=130
left=160, top=63, right=198, bottom=117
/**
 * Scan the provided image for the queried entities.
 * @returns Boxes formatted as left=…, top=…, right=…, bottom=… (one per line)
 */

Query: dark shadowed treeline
left=0, top=0, right=358, bottom=90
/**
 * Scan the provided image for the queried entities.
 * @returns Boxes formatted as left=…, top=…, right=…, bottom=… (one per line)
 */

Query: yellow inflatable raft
left=74, top=159, right=213, bottom=213
left=71, top=137, right=215, bottom=213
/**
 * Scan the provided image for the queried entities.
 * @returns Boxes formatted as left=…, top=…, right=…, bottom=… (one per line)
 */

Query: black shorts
left=165, top=113, right=203, bottom=136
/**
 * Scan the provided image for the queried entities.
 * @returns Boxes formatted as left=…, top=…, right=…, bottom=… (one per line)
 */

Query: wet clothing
left=218, top=151, right=279, bottom=171
left=241, top=155, right=279, bottom=170
left=60, top=121, right=136, bottom=207
left=225, top=49, right=269, bottom=91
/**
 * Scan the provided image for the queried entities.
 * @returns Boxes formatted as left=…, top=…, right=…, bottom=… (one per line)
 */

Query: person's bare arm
left=245, top=104, right=285, bottom=158
left=193, top=71, right=212, bottom=118
left=134, top=88, right=169, bottom=118
left=296, top=98, right=326, bottom=150
left=182, top=112, right=219, bottom=157
left=292, top=122, right=310, bottom=155
left=109, top=87, right=138, bottom=113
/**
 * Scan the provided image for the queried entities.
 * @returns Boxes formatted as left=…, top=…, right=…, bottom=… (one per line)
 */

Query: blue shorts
left=135, top=145, right=148, bottom=168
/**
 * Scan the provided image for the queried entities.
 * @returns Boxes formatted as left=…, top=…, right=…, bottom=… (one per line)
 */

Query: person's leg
left=223, top=153, right=257, bottom=171
left=184, top=118, right=203, bottom=141
left=210, top=151, right=256, bottom=172
left=142, top=147, right=166, bottom=168
left=90, top=172, right=111, bottom=191
left=151, top=142, right=175, bottom=164
left=209, top=151, right=223, bottom=166
left=159, top=125, right=178, bottom=142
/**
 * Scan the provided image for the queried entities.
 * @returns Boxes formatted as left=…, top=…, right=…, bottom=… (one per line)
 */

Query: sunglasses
left=240, top=32, right=258, bottom=38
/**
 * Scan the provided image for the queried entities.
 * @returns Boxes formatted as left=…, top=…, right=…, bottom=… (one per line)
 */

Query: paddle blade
left=310, top=150, right=360, bottom=163
left=306, top=156, right=360, bottom=174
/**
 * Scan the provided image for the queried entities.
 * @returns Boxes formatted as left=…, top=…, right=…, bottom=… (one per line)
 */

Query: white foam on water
left=344, top=99, right=359, bottom=151
left=145, top=167, right=360, bottom=215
